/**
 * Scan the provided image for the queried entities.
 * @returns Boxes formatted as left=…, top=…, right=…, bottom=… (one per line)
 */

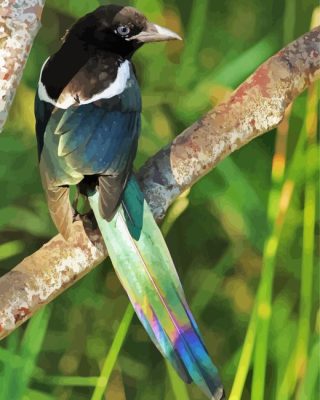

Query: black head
left=63, top=5, right=182, bottom=58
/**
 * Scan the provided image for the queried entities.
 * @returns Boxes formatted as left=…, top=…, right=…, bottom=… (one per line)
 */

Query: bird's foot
left=73, top=210, right=98, bottom=232
left=72, top=209, right=82, bottom=223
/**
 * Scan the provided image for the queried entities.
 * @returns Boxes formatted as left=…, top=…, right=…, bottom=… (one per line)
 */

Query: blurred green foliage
left=0, top=0, right=318, bottom=399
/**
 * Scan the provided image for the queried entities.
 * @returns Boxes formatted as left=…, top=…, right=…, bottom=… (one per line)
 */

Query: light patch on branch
left=0, top=27, right=319, bottom=340
left=0, top=0, right=45, bottom=132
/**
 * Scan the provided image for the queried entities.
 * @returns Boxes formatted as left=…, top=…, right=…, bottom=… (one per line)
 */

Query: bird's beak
left=127, top=22, right=182, bottom=43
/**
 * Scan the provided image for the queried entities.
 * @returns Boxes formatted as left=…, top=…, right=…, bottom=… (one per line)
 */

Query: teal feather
left=88, top=177, right=224, bottom=400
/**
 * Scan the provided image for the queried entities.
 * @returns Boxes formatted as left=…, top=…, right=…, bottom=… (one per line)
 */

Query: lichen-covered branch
left=0, top=27, right=319, bottom=340
left=139, top=27, right=320, bottom=219
left=0, top=0, right=45, bottom=132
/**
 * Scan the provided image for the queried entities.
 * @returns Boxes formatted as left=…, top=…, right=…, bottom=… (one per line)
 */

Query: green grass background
left=0, top=0, right=318, bottom=399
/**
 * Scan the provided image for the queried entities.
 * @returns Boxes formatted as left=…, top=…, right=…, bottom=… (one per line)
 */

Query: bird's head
left=63, top=5, right=182, bottom=57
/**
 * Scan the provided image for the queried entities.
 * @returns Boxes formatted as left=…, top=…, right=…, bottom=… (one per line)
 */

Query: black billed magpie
left=34, top=5, right=224, bottom=399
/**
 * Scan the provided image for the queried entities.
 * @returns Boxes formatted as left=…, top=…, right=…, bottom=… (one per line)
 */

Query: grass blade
left=277, top=82, right=318, bottom=399
left=298, top=339, right=320, bottom=399
left=14, top=307, right=51, bottom=400
left=251, top=80, right=318, bottom=400
left=177, top=0, right=209, bottom=87
left=90, top=305, right=134, bottom=400
left=230, top=95, right=301, bottom=400
left=166, top=361, right=190, bottom=400
left=0, top=240, right=24, bottom=261
left=0, top=330, right=20, bottom=400
left=229, top=302, right=258, bottom=400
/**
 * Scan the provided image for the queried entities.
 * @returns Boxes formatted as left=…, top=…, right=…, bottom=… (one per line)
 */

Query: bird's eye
left=117, top=25, right=131, bottom=37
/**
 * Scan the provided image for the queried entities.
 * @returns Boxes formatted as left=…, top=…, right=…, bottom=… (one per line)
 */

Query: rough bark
left=0, top=27, right=319, bottom=340
left=0, top=0, right=45, bottom=131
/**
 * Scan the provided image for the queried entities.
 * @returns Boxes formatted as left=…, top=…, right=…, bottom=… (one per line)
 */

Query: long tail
left=88, top=177, right=224, bottom=400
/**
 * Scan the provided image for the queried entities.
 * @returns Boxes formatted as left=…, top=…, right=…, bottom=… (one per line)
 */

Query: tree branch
left=0, top=0, right=45, bottom=132
left=0, top=27, right=319, bottom=340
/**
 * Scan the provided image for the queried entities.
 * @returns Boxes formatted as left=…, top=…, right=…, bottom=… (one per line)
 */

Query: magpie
left=34, top=5, right=224, bottom=399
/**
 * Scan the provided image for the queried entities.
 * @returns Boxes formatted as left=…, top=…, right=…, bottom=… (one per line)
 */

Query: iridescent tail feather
left=88, top=177, right=224, bottom=400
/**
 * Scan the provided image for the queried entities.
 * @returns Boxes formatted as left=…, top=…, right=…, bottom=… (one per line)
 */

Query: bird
left=34, top=5, right=224, bottom=399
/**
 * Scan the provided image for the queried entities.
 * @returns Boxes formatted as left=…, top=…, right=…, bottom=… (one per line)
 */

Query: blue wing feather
left=57, top=108, right=140, bottom=175
left=56, top=106, right=107, bottom=157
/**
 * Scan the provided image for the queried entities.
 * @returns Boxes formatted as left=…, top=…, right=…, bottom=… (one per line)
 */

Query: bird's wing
left=35, top=92, right=74, bottom=238
left=54, top=102, right=141, bottom=221
left=35, top=66, right=141, bottom=237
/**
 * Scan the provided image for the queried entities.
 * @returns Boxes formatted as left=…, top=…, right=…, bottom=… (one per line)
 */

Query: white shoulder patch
left=38, top=59, right=131, bottom=109
left=38, top=58, right=58, bottom=107
left=80, top=60, right=131, bottom=104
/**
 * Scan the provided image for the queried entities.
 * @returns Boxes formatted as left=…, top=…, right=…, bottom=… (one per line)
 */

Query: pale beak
left=127, top=22, right=182, bottom=43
